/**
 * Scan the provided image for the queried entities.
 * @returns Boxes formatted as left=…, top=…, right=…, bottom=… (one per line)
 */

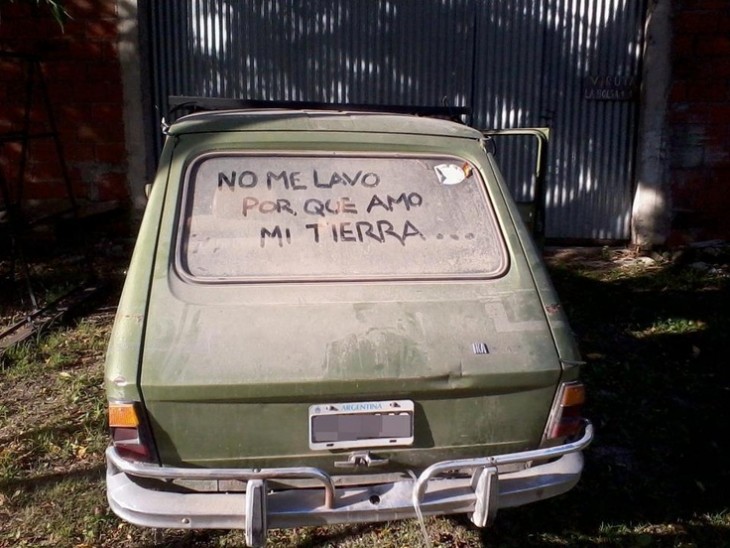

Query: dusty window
left=178, top=154, right=506, bottom=281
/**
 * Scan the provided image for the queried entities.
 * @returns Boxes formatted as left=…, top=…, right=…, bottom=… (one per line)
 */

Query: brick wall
left=668, top=0, right=730, bottom=243
left=0, top=0, right=128, bottom=216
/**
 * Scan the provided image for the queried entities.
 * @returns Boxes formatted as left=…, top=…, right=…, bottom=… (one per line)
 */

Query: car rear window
left=178, top=153, right=507, bottom=281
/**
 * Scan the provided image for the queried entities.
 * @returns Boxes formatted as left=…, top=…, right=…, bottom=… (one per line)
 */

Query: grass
left=1, top=246, right=729, bottom=547
left=0, top=317, right=111, bottom=546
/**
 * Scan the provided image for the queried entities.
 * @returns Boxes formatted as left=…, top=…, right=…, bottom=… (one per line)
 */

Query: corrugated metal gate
left=143, top=0, right=647, bottom=241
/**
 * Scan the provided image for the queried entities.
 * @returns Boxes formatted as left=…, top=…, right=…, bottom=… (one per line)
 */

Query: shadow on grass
left=481, top=262, right=730, bottom=546
left=0, top=463, right=105, bottom=495
left=0, top=413, right=103, bottom=448
left=136, top=523, right=385, bottom=548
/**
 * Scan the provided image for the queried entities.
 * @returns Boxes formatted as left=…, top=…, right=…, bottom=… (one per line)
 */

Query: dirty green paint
left=106, top=111, right=581, bottom=470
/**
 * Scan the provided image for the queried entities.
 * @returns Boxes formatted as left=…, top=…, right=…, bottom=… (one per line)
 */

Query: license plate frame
left=308, top=400, right=414, bottom=450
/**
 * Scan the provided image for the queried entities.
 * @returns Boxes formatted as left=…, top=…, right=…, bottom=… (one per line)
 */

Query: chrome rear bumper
left=107, top=421, right=593, bottom=547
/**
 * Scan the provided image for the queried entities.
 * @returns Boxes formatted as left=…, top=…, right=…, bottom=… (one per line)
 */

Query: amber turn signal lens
left=108, top=402, right=140, bottom=428
left=546, top=381, right=586, bottom=440
left=561, top=382, right=586, bottom=407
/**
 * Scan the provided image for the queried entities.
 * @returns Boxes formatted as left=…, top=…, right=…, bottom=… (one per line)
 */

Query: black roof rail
left=167, top=96, right=470, bottom=123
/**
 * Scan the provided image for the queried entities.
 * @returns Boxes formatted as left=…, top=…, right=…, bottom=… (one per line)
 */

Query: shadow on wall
left=0, top=0, right=129, bottom=216
left=146, top=0, right=646, bottom=241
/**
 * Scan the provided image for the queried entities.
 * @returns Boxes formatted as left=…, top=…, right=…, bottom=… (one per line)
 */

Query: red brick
left=0, top=18, right=62, bottom=44
left=66, top=0, right=117, bottom=18
left=686, top=104, right=730, bottom=123
left=0, top=150, right=21, bottom=175
left=695, top=35, right=730, bottom=56
left=25, top=180, right=69, bottom=200
left=686, top=81, right=730, bottom=103
left=682, top=174, right=730, bottom=215
left=72, top=179, right=89, bottom=200
left=26, top=104, right=54, bottom=125
left=3, top=79, right=26, bottom=99
left=1, top=141, right=23, bottom=157
left=44, top=60, right=88, bottom=82
left=25, top=140, right=61, bottom=165
left=38, top=37, right=72, bottom=59
left=77, top=125, right=98, bottom=143
left=85, top=18, right=119, bottom=40
left=64, top=143, right=96, bottom=162
left=66, top=164, right=84, bottom=181
left=69, top=38, right=117, bottom=63
left=70, top=81, right=123, bottom=104
left=26, top=160, right=63, bottom=184
left=0, top=107, right=25, bottom=129
left=65, top=40, right=105, bottom=61
left=57, top=104, right=93, bottom=125
left=85, top=61, right=123, bottom=83
left=679, top=0, right=730, bottom=10
left=721, top=10, right=730, bottom=30
left=100, top=41, right=119, bottom=60
left=696, top=57, right=730, bottom=79
left=673, top=11, right=719, bottom=34
left=64, top=39, right=118, bottom=61
left=26, top=120, right=51, bottom=135
left=77, top=118, right=124, bottom=144
left=0, top=2, right=33, bottom=17
left=61, top=17, right=87, bottom=36
left=0, top=59, right=25, bottom=79
left=65, top=0, right=96, bottom=16
left=49, top=81, right=81, bottom=103
left=672, top=58, right=700, bottom=79
left=95, top=142, right=127, bottom=163
left=90, top=103, right=123, bottom=126
left=672, top=34, right=695, bottom=57
left=96, top=172, right=129, bottom=201
left=669, top=81, right=688, bottom=103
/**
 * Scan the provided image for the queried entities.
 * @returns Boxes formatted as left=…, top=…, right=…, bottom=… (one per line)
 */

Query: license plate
left=308, top=400, right=414, bottom=450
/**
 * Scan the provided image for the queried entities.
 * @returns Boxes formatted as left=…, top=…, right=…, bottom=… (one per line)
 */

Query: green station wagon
left=105, top=107, right=593, bottom=547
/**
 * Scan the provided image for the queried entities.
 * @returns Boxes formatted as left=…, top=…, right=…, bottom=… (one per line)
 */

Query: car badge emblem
left=472, top=342, right=489, bottom=355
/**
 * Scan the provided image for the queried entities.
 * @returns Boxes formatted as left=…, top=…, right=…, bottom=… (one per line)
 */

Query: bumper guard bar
left=107, top=421, right=593, bottom=547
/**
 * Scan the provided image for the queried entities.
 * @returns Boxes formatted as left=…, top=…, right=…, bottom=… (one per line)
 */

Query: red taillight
left=546, top=381, right=586, bottom=440
left=108, top=402, right=152, bottom=461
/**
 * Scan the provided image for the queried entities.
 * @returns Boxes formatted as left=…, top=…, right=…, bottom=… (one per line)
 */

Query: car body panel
left=104, top=110, right=590, bottom=542
left=133, top=116, right=562, bottom=469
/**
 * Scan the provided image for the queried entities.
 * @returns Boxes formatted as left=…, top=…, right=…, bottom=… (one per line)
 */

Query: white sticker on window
left=434, top=163, right=469, bottom=185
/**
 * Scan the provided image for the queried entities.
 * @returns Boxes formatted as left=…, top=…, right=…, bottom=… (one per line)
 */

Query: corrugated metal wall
left=472, top=0, right=646, bottom=239
left=542, top=0, right=644, bottom=240
left=149, top=2, right=473, bottom=109
left=144, top=0, right=647, bottom=241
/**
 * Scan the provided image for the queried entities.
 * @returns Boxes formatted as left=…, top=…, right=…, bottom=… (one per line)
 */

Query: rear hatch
left=140, top=138, right=561, bottom=472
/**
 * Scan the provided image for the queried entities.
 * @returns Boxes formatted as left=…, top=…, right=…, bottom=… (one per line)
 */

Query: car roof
left=168, top=109, right=483, bottom=140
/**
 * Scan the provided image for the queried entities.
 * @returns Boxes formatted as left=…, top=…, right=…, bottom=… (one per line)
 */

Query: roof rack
left=167, top=96, right=470, bottom=123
